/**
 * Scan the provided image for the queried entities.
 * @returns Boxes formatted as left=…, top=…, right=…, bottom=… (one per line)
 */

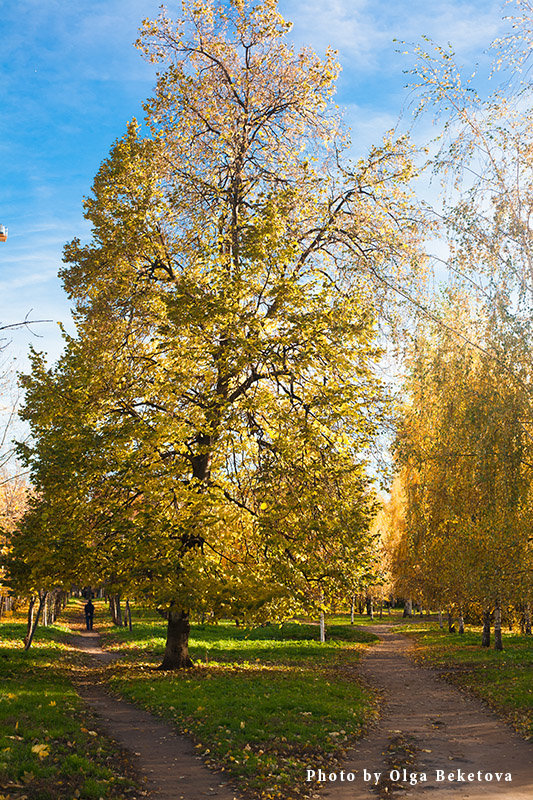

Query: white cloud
left=281, top=0, right=505, bottom=71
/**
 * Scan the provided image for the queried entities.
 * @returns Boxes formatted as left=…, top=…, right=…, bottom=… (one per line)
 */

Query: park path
left=69, top=624, right=241, bottom=800
left=322, top=625, right=533, bottom=800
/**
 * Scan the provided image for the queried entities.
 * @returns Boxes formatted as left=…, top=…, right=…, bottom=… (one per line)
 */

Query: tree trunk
left=481, top=608, right=491, bottom=647
left=158, top=607, right=193, bottom=669
left=110, top=594, right=122, bottom=626
left=46, top=589, right=58, bottom=625
left=522, top=603, right=532, bottom=635
left=458, top=609, right=465, bottom=635
left=24, top=591, right=47, bottom=650
left=115, top=595, right=123, bottom=626
left=350, top=594, right=355, bottom=624
left=319, top=610, right=326, bottom=643
left=403, top=598, right=413, bottom=618
left=447, top=609, right=455, bottom=633
left=54, top=591, right=63, bottom=619
left=125, top=599, right=132, bottom=631
left=438, top=608, right=443, bottom=629
left=494, top=599, right=503, bottom=651
left=24, top=596, right=36, bottom=646
left=365, top=596, right=374, bottom=619
left=42, top=593, right=48, bottom=627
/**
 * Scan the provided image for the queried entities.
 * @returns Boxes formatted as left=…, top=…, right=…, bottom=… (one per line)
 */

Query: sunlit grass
left=103, top=614, right=377, bottom=667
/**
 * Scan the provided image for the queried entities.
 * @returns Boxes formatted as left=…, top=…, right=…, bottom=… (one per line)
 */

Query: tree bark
left=54, top=591, right=63, bottom=619
left=458, top=609, right=465, bottom=634
left=521, top=603, right=532, bottom=635
left=24, top=596, right=36, bottom=646
left=109, top=594, right=122, bottom=626
left=494, top=598, right=503, bottom=651
left=125, top=599, right=132, bottom=631
left=350, top=594, right=355, bottom=624
left=24, top=591, right=47, bottom=650
left=158, top=606, right=193, bottom=669
left=42, top=593, right=49, bottom=627
left=481, top=608, right=491, bottom=647
left=319, top=609, right=326, bottom=643
left=403, top=598, right=413, bottom=618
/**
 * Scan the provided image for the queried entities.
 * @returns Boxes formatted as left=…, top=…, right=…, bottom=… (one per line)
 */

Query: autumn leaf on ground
left=31, top=744, right=50, bottom=760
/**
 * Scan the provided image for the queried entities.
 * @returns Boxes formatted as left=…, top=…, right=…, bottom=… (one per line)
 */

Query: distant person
left=84, top=599, right=95, bottom=631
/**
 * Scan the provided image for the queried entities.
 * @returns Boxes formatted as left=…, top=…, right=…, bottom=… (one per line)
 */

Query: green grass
left=402, top=620, right=533, bottom=741
left=103, top=610, right=378, bottom=663
left=0, top=614, right=137, bottom=800
left=102, top=607, right=379, bottom=800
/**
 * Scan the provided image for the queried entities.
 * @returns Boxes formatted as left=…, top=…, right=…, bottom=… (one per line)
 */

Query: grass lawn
left=0, top=611, right=138, bottom=800
left=401, top=619, right=533, bottom=741
left=101, top=606, right=380, bottom=800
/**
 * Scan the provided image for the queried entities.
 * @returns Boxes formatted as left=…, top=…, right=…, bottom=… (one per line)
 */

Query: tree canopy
left=10, top=0, right=423, bottom=667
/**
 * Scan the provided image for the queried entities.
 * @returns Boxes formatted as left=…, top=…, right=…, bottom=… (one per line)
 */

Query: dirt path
left=322, top=625, right=533, bottom=800
left=70, top=626, right=241, bottom=800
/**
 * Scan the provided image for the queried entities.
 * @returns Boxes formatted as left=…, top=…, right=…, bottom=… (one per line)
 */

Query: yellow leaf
left=31, top=744, right=50, bottom=760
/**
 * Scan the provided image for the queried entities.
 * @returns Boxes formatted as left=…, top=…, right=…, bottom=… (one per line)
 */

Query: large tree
left=14, top=0, right=422, bottom=668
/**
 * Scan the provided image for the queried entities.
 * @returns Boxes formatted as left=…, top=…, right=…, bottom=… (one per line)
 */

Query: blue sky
left=0, top=0, right=506, bottom=371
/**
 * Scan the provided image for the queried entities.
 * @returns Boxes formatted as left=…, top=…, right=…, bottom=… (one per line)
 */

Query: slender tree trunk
left=109, top=594, right=122, bottom=626
left=54, top=591, right=62, bottom=619
left=494, top=599, right=503, bottom=651
left=158, top=606, right=193, bottom=669
left=24, top=596, right=36, bottom=646
left=24, top=591, right=47, bottom=651
left=115, top=595, right=122, bottom=626
left=403, top=598, right=413, bottom=618
left=379, top=599, right=383, bottom=619
left=125, top=599, right=132, bottom=631
left=524, top=603, right=532, bottom=636
left=319, top=610, right=326, bottom=643
left=47, top=590, right=58, bottom=625
left=350, top=595, right=355, bottom=624
left=447, top=609, right=455, bottom=633
left=481, top=608, right=491, bottom=647
left=458, top=609, right=465, bottom=635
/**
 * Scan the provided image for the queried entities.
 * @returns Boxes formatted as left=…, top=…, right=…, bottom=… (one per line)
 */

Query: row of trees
left=385, top=299, right=533, bottom=647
